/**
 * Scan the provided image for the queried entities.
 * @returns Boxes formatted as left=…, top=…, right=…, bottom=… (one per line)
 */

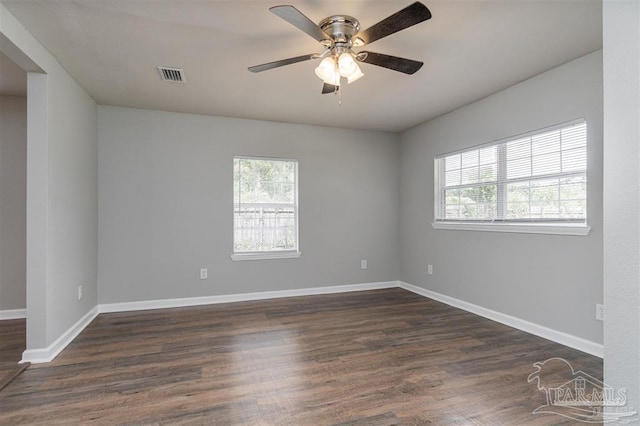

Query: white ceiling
left=1, top=0, right=602, bottom=132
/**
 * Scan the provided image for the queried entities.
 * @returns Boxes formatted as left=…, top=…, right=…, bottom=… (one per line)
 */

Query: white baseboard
left=0, top=308, right=26, bottom=320
left=21, top=306, right=99, bottom=364
left=399, top=281, right=603, bottom=358
left=20, top=280, right=602, bottom=364
left=99, top=281, right=398, bottom=314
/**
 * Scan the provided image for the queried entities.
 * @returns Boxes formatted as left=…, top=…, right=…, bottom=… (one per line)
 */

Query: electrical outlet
left=361, top=259, right=367, bottom=270
left=77, top=285, right=83, bottom=301
left=200, top=268, right=208, bottom=280
left=427, top=264, right=433, bottom=275
left=596, top=303, right=604, bottom=321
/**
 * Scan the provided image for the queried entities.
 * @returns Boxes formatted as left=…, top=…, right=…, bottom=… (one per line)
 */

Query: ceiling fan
left=248, top=2, right=432, bottom=95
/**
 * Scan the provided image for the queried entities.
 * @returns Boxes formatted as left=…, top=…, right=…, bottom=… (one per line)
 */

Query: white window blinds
left=435, top=120, right=587, bottom=223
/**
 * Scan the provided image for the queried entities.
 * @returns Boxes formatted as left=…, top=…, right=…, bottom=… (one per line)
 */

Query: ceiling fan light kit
left=248, top=2, right=432, bottom=96
left=315, top=52, right=363, bottom=86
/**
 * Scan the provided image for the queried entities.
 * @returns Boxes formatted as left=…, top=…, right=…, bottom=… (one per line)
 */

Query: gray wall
left=43, top=69, right=98, bottom=345
left=0, top=3, right=98, bottom=350
left=98, top=106, right=400, bottom=304
left=399, top=51, right=603, bottom=344
left=603, top=0, right=639, bottom=414
left=0, top=95, right=26, bottom=311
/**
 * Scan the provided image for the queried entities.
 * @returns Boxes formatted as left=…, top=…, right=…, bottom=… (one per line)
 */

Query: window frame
left=231, top=155, right=301, bottom=261
left=432, top=119, right=591, bottom=236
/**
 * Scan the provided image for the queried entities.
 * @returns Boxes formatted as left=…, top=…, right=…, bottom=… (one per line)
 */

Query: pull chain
left=333, top=80, right=342, bottom=106
left=333, top=59, right=342, bottom=106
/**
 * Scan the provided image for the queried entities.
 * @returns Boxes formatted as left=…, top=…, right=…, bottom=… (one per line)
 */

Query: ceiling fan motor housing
left=318, top=15, right=361, bottom=51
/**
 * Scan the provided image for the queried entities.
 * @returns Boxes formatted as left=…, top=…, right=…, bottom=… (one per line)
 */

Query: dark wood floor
left=0, top=319, right=26, bottom=386
left=0, top=289, right=601, bottom=424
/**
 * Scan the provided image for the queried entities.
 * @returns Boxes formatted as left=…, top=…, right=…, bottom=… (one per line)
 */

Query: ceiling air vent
left=157, top=66, right=185, bottom=83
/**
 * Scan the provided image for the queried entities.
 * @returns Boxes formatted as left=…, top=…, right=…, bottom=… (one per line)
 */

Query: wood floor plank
left=0, top=318, right=26, bottom=393
left=0, top=289, right=602, bottom=424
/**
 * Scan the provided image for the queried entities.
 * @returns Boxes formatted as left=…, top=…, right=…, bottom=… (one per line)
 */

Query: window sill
left=431, top=222, right=591, bottom=236
left=231, top=251, right=301, bottom=261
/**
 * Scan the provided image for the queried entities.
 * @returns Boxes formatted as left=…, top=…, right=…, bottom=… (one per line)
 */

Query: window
left=232, top=156, right=299, bottom=260
left=434, top=120, right=589, bottom=235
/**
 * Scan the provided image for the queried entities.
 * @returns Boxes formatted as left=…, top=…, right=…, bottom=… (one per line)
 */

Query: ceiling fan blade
left=354, top=2, right=432, bottom=46
left=357, top=51, right=423, bottom=74
left=248, top=54, right=316, bottom=73
left=270, top=5, right=332, bottom=43
left=322, top=83, right=339, bottom=94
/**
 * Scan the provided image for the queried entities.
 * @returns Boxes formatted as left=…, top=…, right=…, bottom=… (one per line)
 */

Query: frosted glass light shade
left=315, top=57, right=340, bottom=85
left=347, top=67, right=364, bottom=84
left=338, top=53, right=357, bottom=77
